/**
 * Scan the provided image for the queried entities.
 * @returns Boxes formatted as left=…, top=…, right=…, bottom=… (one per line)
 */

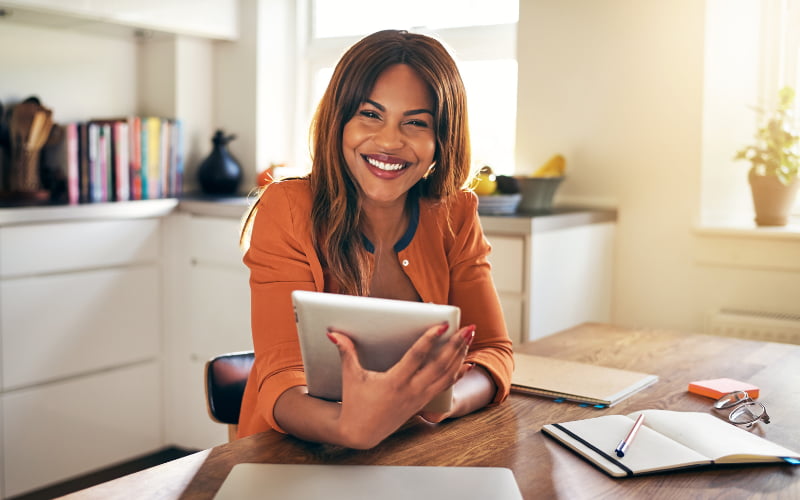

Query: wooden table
left=63, top=323, right=800, bottom=499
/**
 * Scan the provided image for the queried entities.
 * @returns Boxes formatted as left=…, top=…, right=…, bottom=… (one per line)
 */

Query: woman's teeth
left=366, top=157, right=406, bottom=171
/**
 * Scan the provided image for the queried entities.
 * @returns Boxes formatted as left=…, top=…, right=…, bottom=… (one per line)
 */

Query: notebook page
left=635, top=410, right=800, bottom=463
left=552, top=414, right=710, bottom=475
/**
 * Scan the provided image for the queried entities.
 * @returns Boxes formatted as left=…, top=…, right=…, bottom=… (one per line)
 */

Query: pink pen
left=615, top=413, right=645, bottom=458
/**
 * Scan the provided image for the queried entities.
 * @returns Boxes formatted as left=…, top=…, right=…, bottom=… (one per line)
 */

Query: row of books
left=63, top=116, right=183, bottom=204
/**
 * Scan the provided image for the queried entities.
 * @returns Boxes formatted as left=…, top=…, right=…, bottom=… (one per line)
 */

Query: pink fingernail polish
left=436, top=322, right=449, bottom=336
left=462, top=324, right=476, bottom=340
left=326, top=332, right=338, bottom=345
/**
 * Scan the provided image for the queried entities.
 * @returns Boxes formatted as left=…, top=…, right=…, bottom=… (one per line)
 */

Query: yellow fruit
left=472, top=172, right=497, bottom=196
left=532, top=154, right=566, bottom=177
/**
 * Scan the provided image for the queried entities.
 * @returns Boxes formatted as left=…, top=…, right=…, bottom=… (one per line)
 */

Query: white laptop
left=291, top=290, right=460, bottom=413
left=214, top=463, right=523, bottom=500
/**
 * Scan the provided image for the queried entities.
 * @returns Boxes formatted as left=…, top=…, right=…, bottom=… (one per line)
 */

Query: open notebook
left=511, top=353, right=658, bottom=407
left=542, top=409, right=800, bottom=477
left=214, top=463, right=523, bottom=500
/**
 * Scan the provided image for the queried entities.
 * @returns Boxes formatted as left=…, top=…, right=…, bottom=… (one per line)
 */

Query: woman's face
left=342, top=64, right=436, bottom=209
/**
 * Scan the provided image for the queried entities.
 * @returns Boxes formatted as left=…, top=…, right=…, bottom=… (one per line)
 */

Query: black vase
left=197, top=130, right=243, bottom=195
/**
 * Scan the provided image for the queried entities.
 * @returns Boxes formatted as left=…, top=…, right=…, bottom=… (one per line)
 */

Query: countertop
left=0, top=196, right=616, bottom=233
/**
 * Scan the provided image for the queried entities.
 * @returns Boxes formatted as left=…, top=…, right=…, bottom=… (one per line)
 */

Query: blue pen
left=615, top=413, right=645, bottom=458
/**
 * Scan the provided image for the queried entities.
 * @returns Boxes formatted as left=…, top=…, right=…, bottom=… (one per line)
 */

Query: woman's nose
left=373, top=123, right=403, bottom=149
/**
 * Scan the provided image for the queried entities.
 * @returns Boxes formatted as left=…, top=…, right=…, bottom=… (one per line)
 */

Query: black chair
left=204, top=350, right=255, bottom=441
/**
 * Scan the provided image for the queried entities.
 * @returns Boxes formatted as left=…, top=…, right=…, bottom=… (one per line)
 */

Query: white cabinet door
left=530, top=223, right=615, bottom=340
left=0, top=218, right=159, bottom=277
left=1, top=267, right=160, bottom=390
left=485, top=235, right=526, bottom=344
left=487, top=235, right=525, bottom=293
left=164, top=215, right=252, bottom=450
left=188, top=216, right=252, bottom=359
left=2, top=362, right=162, bottom=498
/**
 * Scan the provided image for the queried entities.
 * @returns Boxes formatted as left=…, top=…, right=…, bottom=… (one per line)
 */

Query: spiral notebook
left=511, top=353, right=658, bottom=407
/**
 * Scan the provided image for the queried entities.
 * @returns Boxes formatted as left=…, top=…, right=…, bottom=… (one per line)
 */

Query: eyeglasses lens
left=714, top=391, right=751, bottom=410
left=729, top=402, right=769, bottom=427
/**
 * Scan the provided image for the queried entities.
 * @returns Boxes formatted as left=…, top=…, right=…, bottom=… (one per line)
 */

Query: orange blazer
left=238, top=178, right=513, bottom=437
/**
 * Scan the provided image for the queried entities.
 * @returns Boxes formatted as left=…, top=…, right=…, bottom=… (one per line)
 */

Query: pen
left=615, top=413, right=645, bottom=458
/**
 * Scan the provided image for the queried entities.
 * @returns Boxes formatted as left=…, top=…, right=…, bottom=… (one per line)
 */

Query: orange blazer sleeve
left=444, top=192, right=514, bottom=404
left=239, top=180, right=323, bottom=436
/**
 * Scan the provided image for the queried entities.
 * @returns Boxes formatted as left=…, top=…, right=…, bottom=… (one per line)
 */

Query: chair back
left=205, top=351, right=255, bottom=431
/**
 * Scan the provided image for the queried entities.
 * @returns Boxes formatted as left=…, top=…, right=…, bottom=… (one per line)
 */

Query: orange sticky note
left=688, top=378, right=760, bottom=400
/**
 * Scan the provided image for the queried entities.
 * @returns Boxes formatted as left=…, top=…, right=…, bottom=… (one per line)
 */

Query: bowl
left=516, top=177, right=564, bottom=213
left=477, top=193, right=522, bottom=215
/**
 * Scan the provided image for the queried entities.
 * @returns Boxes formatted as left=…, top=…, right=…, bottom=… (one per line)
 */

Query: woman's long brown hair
left=244, top=30, right=472, bottom=296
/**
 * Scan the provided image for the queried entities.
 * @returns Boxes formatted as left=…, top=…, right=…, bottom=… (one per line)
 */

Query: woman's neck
left=361, top=196, right=409, bottom=248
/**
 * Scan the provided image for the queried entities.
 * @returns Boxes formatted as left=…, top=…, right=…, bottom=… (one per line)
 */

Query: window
left=756, top=0, right=800, bottom=215
left=292, top=0, right=519, bottom=176
left=701, top=0, right=800, bottom=225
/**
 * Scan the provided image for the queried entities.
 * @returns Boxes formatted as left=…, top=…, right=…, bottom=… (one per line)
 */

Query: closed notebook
left=542, top=409, right=800, bottom=477
left=511, top=353, right=658, bottom=407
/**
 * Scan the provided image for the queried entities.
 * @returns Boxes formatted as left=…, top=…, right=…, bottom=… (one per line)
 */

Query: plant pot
left=748, top=170, right=800, bottom=226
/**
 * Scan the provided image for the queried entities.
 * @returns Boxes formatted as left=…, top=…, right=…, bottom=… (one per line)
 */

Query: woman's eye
left=406, top=119, right=430, bottom=128
left=359, top=110, right=380, bottom=119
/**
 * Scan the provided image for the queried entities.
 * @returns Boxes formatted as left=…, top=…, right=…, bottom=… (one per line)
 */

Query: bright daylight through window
left=302, top=0, right=519, bottom=175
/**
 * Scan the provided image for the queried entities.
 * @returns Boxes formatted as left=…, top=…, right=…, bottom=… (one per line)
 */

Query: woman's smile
left=363, top=154, right=408, bottom=172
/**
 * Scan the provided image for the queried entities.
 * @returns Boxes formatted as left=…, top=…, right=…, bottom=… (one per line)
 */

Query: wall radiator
left=704, top=309, right=800, bottom=345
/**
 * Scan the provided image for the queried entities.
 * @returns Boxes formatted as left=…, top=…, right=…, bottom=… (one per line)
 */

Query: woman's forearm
left=273, top=386, right=350, bottom=446
left=449, top=365, right=496, bottom=418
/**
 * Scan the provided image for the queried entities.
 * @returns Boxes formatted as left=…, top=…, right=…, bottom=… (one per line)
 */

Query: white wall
left=516, top=0, right=800, bottom=333
left=0, top=20, right=216, bottom=195
left=0, top=23, right=138, bottom=122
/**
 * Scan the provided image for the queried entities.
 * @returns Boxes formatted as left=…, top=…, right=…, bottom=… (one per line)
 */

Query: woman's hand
left=327, top=322, right=475, bottom=449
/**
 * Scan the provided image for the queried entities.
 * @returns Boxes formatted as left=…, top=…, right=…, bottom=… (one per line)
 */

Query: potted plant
left=734, top=86, right=800, bottom=226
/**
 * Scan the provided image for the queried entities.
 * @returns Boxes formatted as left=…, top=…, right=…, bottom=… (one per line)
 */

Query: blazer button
left=402, top=259, right=409, bottom=266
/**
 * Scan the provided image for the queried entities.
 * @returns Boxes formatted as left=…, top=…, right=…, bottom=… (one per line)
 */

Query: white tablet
left=291, top=290, right=461, bottom=413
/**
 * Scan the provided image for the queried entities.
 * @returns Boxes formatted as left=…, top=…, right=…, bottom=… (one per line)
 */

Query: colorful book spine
left=115, top=121, right=130, bottom=202
left=79, top=123, right=90, bottom=203
left=159, top=119, right=170, bottom=198
left=145, top=117, right=161, bottom=200
left=140, top=119, right=149, bottom=200
left=101, top=122, right=112, bottom=202
left=88, top=123, right=101, bottom=203
left=129, top=117, right=142, bottom=201
left=65, top=122, right=79, bottom=204
left=171, top=119, right=184, bottom=197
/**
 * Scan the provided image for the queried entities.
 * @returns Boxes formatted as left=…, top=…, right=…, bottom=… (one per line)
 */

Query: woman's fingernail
left=461, top=324, right=476, bottom=341
left=326, top=331, right=338, bottom=345
left=436, top=322, right=449, bottom=336
left=467, top=362, right=476, bottom=371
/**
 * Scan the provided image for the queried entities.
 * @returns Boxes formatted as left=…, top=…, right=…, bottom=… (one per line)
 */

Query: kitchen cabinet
left=0, top=200, right=175, bottom=498
left=162, top=206, right=253, bottom=450
left=481, top=209, right=616, bottom=343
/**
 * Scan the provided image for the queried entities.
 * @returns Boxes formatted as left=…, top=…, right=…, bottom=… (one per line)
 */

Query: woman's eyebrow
left=364, top=99, right=433, bottom=117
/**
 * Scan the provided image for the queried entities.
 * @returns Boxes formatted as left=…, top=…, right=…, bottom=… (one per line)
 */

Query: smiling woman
left=238, top=29, right=513, bottom=450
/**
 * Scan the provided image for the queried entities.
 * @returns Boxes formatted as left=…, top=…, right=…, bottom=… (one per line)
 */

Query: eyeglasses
left=713, top=391, right=770, bottom=428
